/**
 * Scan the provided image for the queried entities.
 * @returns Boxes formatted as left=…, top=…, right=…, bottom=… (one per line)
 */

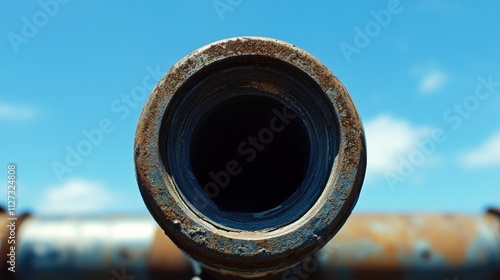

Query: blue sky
left=1, top=0, right=499, bottom=216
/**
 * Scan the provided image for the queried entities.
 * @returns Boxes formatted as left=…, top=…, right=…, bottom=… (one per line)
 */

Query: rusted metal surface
left=134, top=36, right=366, bottom=278
left=1, top=213, right=499, bottom=279
left=309, top=212, right=500, bottom=280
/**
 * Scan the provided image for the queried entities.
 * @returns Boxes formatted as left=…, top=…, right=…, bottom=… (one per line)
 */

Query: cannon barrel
left=134, top=37, right=367, bottom=279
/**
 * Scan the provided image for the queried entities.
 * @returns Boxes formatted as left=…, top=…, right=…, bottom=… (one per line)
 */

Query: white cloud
left=37, top=179, right=114, bottom=215
left=0, top=100, right=38, bottom=120
left=365, top=114, right=432, bottom=180
left=419, top=70, right=448, bottom=93
left=411, top=62, right=450, bottom=94
left=459, top=132, right=500, bottom=168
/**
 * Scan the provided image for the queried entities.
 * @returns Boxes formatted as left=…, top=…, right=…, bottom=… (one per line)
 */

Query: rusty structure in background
left=1, top=209, right=499, bottom=279
left=134, top=37, right=367, bottom=279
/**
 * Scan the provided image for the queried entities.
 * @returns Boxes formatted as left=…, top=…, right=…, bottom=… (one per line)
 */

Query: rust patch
left=322, top=214, right=500, bottom=279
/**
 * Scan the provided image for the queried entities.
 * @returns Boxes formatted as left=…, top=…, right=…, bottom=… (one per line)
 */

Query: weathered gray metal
left=0, top=212, right=191, bottom=280
left=134, top=36, right=367, bottom=279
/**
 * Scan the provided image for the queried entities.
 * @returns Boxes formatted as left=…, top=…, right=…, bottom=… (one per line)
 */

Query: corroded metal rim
left=134, top=37, right=366, bottom=277
left=162, top=56, right=336, bottom=232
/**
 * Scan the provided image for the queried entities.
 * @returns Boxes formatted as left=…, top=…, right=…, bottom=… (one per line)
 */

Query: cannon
left=134, top=36, right=367, bottom=279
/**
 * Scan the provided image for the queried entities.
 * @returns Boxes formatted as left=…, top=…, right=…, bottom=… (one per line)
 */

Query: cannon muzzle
left=134, top=37, right=366, bottom=279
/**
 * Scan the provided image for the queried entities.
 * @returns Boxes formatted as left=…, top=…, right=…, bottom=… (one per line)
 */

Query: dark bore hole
left=190, top=95, right=310, bottom=213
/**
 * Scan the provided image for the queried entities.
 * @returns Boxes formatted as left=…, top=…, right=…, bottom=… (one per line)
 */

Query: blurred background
left=1, top=0, right=499, bottom=216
